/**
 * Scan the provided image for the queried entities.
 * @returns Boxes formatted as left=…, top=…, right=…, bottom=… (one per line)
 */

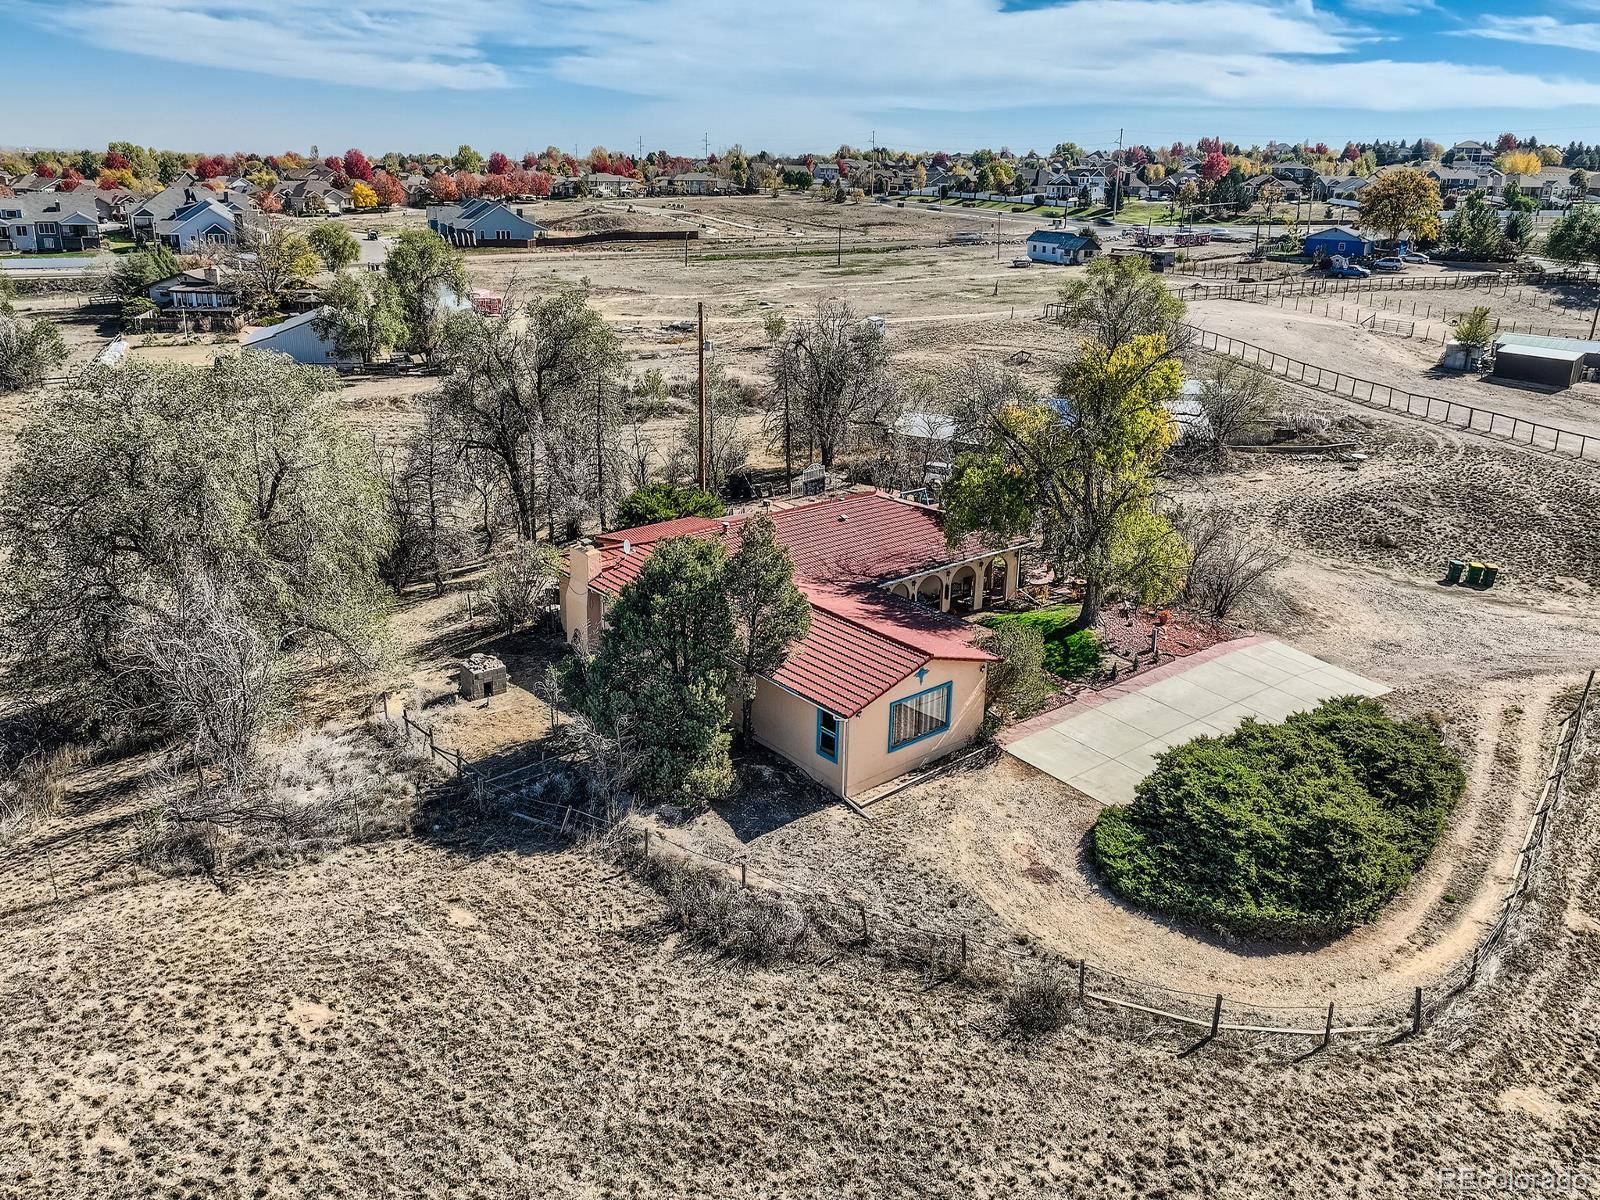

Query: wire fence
left=1183, top=324, right=1600, bottom=461
left=381, top=673, right=1595, bottom=1047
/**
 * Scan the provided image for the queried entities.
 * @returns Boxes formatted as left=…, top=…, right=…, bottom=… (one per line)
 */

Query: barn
left=1492, top=333, right=1600, bottom=390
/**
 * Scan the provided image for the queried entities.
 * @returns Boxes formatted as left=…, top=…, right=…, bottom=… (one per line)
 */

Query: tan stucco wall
left=844, top=659, right=988, bottom=796
left=750, top=677, right=846, bottom=795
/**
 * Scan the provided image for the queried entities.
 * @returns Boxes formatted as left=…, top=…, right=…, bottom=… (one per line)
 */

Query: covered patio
left=882, top=550, right=1021, bottom=615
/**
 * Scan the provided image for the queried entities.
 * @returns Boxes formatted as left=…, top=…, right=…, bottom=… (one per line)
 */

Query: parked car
left=1374, top=257, right=1405, bottom=272
left=1095, top=216, right=1115, bottom=226
left=1401, top=251, right=1430, bottom=264
left=1329, top=261, right=1370, bottom=278
left=1011, top=258, right=1032, bottom=268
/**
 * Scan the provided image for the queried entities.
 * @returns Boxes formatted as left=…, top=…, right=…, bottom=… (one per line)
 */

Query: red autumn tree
left=104, top=151, right=129, bottom=171
left=256, top=189, right=283, bottom=213
left=486, top=151, right=512, bottom=175
left=427, top=172, right=459, bottom=203
left=1494, top=132, right=1519, bottom=154
left=454, top=171, right=481, bottom=199
left=324, top=155, right=342, bottom=171
left=479, top=172, right=514, bottom=197
left=1199, top=150, right=1229, bottom=182
left=194, top=155, right=226, bottom=179
left=1341, top=142, right=1360, bottom=162
left=59, top=167, right=83, bottom=189
left=342, top=148, right=374, bottom=181
left=1312, top=142, right=1330, bottom=157
left=373, top=172, right=406, bottom=206
left=33, top=162, right=57, bottom=179
left=520, top=152, right=539, bottom=170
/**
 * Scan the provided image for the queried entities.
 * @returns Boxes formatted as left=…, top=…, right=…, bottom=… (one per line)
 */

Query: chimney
left=184, top=188, right=195, bottom=204
left=567, top=542, right=604, bottom=593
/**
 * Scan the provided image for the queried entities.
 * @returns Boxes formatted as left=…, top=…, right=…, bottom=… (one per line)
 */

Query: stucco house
left=559, top=489, right=1028, bottom=798
left=427, top=199, right=541, bottom=246
left=0, top=193, right=102, bottom=253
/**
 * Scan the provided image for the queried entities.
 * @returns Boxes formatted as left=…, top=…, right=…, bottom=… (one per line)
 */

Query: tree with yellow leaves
left=350, top=181, right=378, bottom=209
left=1495, top=149, right=1543, bottom=178
left=943, top=333, right=1187, bottom=628
left=1358, top=168, right=1442, bottom=244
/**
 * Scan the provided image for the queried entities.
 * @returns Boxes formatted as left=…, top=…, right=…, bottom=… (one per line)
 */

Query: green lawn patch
left=1091, top=697, right=1465, bottom=940
left=977, top=605, right=1102, bottom=679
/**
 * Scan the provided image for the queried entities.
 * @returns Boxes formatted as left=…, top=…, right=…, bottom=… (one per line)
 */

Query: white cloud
left=23, top=0, right=1600, bottom=116
left=23, top=0, right=518, bottom=90
left=1464, top=14, right=1600, bottom=55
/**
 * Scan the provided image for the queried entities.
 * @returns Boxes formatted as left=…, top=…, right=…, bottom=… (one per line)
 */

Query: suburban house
left=152, top=192, right=263, bottom=251
left=583, top=172, right=637, bottom=197
left=277, top=178, right=352, bottom=216
left=1302, top=226, right=1374, bottom=260
left=1026, top=229, right=1099, bottom=264
left=1426, top=163, right=1504, bottom=196
left=670, top=171, right=728, bottom=195
left=1504, top=167, right=1581, bottom=204
left=0, top=193, right=103, bottom=253
left=148, top=266, right=240, bottom=313
left=1448, top=140, right=1494, bottom=166
left=427, top=198, right=541, bottom=247
left=1315, top=175, right=1370, bottom=203
left=1270, top=162, right=1319, bottom=185
left=128, top=174, right=210, bottom=241
left=8, top=172, right=66, bottom=193
left=558, top=488, right=1028, bottom=798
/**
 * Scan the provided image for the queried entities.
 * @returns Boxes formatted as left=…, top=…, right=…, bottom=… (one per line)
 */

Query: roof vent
left=622, top=538, right=632, bottom=555
left=837, top=513, right=848, bottom=522
left=720, top=520, right=730, bottom=533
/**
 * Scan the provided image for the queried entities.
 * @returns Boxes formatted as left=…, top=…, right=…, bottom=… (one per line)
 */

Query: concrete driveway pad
left=1005, top=639, right=1389, bottom=805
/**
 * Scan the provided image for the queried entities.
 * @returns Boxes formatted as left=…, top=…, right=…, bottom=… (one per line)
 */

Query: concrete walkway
left=1004, top=639, right=1389, bottom=805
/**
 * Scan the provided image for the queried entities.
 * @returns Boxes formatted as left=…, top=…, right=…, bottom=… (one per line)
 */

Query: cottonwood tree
left=385, top=228, right=469, bottom=358
left=1546, top=204, right=1600, bottom=268
left=1357, top=168, right=1442, bottom=244
left=379, top=402, right=468, bottom=591
left=565, top=537, right=736, bottom=801
left=1054, top=254, right=1188, bottom=354
left=702, top=360, right=752, bottom=491
left=0, top=311, right=67, bottom=393
left=227, top=223, right=321, bottom=309
left=725, top=515, right=810, bottom=738
left=308, top=221, right=360, bottom=272
left=433, top=287, right=625, bottom=540
left=315, top=271, right=408, bottom=364
left=108, top=243, right=180, bottom=300
left=0, top=353, right=393, bottom=737
left=768, top=299, right=898, bottom=470
left=944, top=335, right=1187, bottom=629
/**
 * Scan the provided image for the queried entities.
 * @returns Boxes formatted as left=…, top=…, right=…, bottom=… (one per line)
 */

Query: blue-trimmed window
left=816, top=709, right=839, bottom=763
left=888, top=682, right=952, bottom=751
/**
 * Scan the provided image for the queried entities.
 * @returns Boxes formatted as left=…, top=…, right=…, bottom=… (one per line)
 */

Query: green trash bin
left=1482, top=563, right=1499, bottom=589
left=1445, top=559, right=1465, bottom=586
left=1465, top=562, right=1484, bottom=587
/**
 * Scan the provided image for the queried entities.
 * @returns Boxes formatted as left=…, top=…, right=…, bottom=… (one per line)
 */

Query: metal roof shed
left=1492, top=342, right=1585, bottom=389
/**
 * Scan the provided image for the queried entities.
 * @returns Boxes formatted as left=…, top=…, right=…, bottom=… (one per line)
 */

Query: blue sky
left=6, top=0, right=1600, bottom=156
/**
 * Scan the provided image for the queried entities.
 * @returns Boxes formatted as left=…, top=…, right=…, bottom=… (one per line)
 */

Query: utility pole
left=696, top=301, right=707, bottom=489
left=837, top=224, right=843, bottom=265
left=1590, top=297, right=1599, bottom=340
left=595, top=376, right=606, bottom=532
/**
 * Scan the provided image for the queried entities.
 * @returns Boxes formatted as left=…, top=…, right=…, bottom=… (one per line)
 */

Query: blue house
left=1302, top=226, right=1373, bottom=261
left=1026, top=229, right=1099, bottom=265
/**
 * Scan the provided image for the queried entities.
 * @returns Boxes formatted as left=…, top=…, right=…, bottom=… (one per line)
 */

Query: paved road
left=0, top=256, right=100, bottom=271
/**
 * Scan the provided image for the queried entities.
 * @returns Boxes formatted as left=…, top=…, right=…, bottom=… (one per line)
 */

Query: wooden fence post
left=1322, top=1002, right=1334, bottom=1049
left=1412, top=986, right=1424, bottom=1035
left=739, top=862, right=747, bottom=888
left=1077, top=960, right=1086, bottom=1006
left=1210, top=994, right=1223, bottom=1038
left=858, top=902, right=869, bottom=943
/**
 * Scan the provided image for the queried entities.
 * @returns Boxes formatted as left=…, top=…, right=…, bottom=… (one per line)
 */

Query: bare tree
left=379, top=402, right=470, bottom=592
left=1178, top=510, right=1288, bottom=619
left=1189, top=359, right=1276, bottom=456
left=768, top=299, right=899, bottom=470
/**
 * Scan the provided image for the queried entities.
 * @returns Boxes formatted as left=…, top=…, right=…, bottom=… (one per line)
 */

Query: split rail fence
left=382, top=674, right=1595, bottom=1048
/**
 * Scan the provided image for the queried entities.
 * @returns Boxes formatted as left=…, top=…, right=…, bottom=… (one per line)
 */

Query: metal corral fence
left=1178, top=280, right=1597, bottom=345
left=1184, top=324, right=1600, bottom=462
left=387, top=674, right=1595, bottom=1048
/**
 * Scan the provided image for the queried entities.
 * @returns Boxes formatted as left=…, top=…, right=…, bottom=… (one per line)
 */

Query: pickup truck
left=1329, top=262, right=1370, bottom=278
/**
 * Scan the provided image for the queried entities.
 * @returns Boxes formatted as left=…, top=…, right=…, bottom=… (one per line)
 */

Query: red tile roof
left=772, top=583, right=994, bottom=716
left=582, top=490, right=1005, bottom=713
left=591, top=490, right=1012, bottom=596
